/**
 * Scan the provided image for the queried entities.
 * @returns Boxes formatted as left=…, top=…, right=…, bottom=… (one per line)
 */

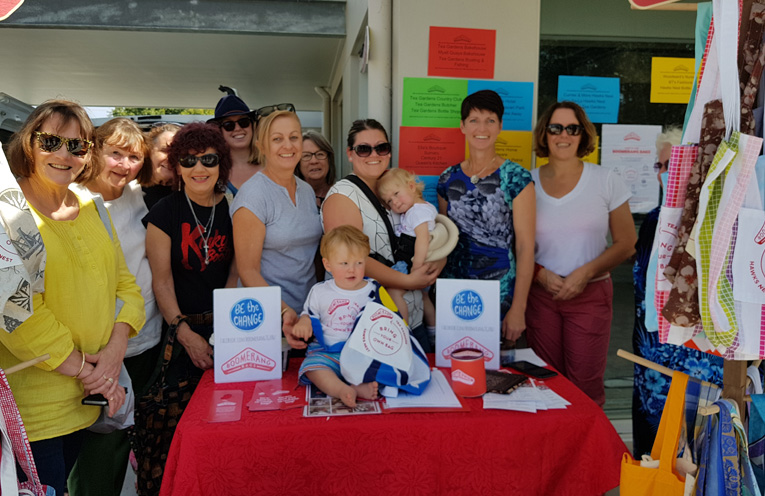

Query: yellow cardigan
left=0, top=194, right=145, bottom=441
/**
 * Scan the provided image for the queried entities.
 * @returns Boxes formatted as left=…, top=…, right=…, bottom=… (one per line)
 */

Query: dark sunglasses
left=178, top=153, right=220, bottom=168
left=653, top=160, right=669, bottom=173
left=255, top=103, right=296, bottom=122
left=546, top=124, right=584, bottom=136
left=351, top=143, right=392, bottom=157
left=219, top=117, right=252, bottom=132
left=301, top=151, right=328, bottom=162
left=33, top=131, right=93, bottom=157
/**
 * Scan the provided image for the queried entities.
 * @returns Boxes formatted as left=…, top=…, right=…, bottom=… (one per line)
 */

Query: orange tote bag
left=620, top=371, right=689, bottom=496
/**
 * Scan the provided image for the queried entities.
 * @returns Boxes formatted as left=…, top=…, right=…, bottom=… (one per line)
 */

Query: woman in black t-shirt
left=144, top=122, right=237, bottom=372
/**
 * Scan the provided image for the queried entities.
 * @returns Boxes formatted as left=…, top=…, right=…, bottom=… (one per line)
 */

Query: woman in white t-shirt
left=527, top=101, right=636, bottom=407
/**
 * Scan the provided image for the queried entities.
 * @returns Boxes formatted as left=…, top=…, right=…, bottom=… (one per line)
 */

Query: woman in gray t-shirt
left=231, top=110, right=322, bottom=350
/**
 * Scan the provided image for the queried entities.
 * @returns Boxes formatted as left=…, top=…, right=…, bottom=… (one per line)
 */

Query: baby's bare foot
left=352, top=381, right=379, bottom=400
left=338, top=385, right=358, bottom=408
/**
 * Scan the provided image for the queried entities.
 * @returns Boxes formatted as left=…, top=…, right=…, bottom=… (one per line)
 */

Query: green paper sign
left=402, top=78, right=468, bottom=128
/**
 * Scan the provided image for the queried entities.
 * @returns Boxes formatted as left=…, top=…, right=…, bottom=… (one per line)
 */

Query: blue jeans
left=23, top=430, right=85, bottom=495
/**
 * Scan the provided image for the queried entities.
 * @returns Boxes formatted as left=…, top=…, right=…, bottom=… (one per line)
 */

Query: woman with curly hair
left=437, top=90, right=536, bottom=346
left=526, top=101, right=636, bottom=407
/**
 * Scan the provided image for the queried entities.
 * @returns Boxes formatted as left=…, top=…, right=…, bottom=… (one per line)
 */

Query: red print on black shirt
left=180, top=222, right=229, bottom=271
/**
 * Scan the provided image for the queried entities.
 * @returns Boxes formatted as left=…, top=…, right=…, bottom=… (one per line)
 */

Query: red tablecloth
left=161, top=357, right=627, bottom=496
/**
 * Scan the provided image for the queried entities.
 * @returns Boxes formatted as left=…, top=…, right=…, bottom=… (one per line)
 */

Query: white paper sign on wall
left=435, top=279, right=500, bottom=370
left=213, top=287, right=282, bottom=384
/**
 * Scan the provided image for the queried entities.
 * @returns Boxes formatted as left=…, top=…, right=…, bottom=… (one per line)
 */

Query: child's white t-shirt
left=301, top=279, right=376, bottom=348
left=396, top=202, right=437, bottom=237
left=531, top=162, right=631, bottom=277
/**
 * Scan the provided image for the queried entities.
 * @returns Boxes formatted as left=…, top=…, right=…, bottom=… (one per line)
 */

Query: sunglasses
left=351, top=143, right=392, bottom=157
left=301, top=151, right=328, bottom=162
left=33, top=131, right=93, bottom=157
left=219, top=117, right=252, bottom=132
left=255, top=103, right=296, bottom=122
left=178, top=153, right=220, bottom=168
left=546, top=124, right=584, bottom=136
left=653, top=159, right=669, bottom=173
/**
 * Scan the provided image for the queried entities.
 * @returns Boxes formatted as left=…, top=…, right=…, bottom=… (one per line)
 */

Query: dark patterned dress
left=631, top=205, right=723, bottom=457
left=437, top=160, right=532, bottom=318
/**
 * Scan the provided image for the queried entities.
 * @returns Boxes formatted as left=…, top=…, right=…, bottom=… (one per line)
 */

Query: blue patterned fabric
left=437, top=160, right=532, bottom=318
left=632, top=206, right=724, bottom=457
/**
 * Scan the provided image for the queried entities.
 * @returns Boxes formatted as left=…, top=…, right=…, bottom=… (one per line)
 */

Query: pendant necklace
left=185, top=191, right=216, bottom=265
left=469, top=155, right=498, bottom=184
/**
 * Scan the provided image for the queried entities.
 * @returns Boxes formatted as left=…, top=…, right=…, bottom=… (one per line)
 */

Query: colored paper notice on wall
left=557, top=76, right=620, bottom=124
left=467, top=80, right=534, bottom=131
left=428, top=26, right=496, bottom=79
left=466, top=131, right=533, bottom=170
left=399, top=127, right=465, bottom=176
left=650, top=57, right=694, bottom=104
left=536, top=136, right=599, bottom=168
left=402, top=77, right=468, bottom=128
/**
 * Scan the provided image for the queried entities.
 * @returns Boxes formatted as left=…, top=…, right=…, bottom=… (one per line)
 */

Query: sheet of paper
left=428, top=26, right=496, bottom=79
left=483, top=393, right=538, bottom=413
left=557, top=76, right=620, bottom=124
left=384, top=369, right=462, bottom=409
left=650, top=57, right=694, bottom=104
left=512, top=348, right=547, bottom=367
left=303, top=384, right=382, bottom=417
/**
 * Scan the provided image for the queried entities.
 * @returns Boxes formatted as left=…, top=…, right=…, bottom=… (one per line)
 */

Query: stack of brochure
left=483, top=379, right=570, bottom=413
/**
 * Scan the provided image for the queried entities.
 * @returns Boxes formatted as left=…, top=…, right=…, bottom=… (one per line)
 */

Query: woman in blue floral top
left=437, top=90, right=536, bottom=343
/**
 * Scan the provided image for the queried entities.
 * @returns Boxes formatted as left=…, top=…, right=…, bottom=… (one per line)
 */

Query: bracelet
left=281, top=307, right=289, bottom=318
left=73, top=350, right=86, bottom=379
left=533, top=263, right=544, bottom=280
left=170, top=314, right=189, bottom=328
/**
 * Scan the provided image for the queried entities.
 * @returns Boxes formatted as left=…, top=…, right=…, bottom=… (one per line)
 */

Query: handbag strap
left=343, top=174, right=398, bottom=255
left=140, top=322, right=181, bottom=397
left=652, top=370, right=690, bottom=474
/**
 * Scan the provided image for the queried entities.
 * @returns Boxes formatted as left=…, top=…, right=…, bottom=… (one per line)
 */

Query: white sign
left=435, top=279, right=500, bottom=370
left=601, top=124, right=663, bottom=214
left=213, top=287, right=282, bottom=384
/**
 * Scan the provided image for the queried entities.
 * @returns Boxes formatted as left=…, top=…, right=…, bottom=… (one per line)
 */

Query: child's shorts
left=298, top=348, right=343, bottom=385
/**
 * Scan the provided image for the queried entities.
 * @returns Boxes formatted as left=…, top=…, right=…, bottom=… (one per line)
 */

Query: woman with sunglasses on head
left=209, top=95, right=260, bottom=198
left=0, top=101, right=145, bottom=496
left=67, top=118, right=165, bottom=496
left=526, top=101, right=636, bottom=407
left=295, top=131, right=336, bottom=208
left=142, top=123, right=181, bottom=210
left=232, top=110, right=322, bottom=351
left=141, top=122, right=237, bottom=490
left=322, top=119, right=442, bottom=352
left=437, top=90, right=536, bottom=349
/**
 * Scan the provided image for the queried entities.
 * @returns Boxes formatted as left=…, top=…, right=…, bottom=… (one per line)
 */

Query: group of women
left=0, top=89, right=635, bottom=494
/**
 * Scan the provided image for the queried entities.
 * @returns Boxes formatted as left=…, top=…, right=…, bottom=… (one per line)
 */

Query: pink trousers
left=525, top=278, right=613, bottom=407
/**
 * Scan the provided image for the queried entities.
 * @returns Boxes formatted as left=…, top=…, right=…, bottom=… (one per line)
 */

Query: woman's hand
left=537, top=267, right=564, bottom=295
left=406, top=263, right=439, bottom=290
left=502, top=305, right=526, bottom=343
left=80, top=322, right=129, bottom=397
left=281, top=307, right=307, bottom=349
left=553, top=267, right=590, bottom=301
left=177, top=321, right=214, bottom=370
left=105, top=383, right=126, bottom=418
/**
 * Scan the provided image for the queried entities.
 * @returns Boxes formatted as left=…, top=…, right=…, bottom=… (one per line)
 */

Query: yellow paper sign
left=466, top=131, right=533, bottom=169
left=535, top=136, right=599, bottom=168
left=650, top=57, right=694, bottom=104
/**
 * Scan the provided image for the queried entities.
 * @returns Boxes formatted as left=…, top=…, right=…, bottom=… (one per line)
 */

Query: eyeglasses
left=351, top=143, right=392, bottom=157
left=301, top=151, right=328, bottom=162
left=653, top=160, right=669, bottom=173
left=33, top=131, right=93, bottom=157
left=178, top=153, right=220, bottom=168
left=545, top=124, right=584, bottom=136
left=255, top=103, right=296, bottom=122
left=219, top=117, right=252, bottom=132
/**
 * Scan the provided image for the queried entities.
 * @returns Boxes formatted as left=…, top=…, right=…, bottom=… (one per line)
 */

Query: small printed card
left=247, top=380, right=306, bottom=412
left=303, top=384, right=382, bottom=417
left=207, top=390, right=243, bottom=423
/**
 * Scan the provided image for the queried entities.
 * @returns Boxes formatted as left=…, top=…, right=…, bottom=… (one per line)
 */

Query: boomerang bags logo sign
left=221, top=348, right=276, bottom=374
left=0, top=1, right=24, bottom=21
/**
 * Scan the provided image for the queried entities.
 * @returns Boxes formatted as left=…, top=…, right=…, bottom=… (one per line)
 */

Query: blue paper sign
left=467, top=80, right=534, bottom=131
left=230, top=298, right=265, bottom=332
left=557, top=76, right=620, bottom=123
left=451, top=290, right=484, bottom=321
left=419, top=175, right=440, bottom=209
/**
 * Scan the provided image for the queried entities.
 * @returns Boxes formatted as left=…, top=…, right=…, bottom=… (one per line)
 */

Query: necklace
left=184, top=191, right=216, bottom=265
left=468, top=155, right=499, bottom=184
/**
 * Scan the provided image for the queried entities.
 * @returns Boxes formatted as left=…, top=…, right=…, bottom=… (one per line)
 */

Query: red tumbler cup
left=450, top=348, right=486, bottom=397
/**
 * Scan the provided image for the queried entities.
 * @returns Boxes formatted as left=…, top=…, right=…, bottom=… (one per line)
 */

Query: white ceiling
left=0, top=28, right=345, bottom=111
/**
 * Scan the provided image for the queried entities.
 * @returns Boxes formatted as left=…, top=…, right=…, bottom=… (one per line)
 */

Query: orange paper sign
left=399, top=127, right=465, bottom=176
left=428, top=26, right=496, bottom=79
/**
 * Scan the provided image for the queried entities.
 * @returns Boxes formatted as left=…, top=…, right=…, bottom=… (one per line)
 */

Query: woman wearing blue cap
left=209, top=95, right=260, bottom=197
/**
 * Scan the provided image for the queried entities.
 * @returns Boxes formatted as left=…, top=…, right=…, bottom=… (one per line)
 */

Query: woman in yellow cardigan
left=1, top=100, right=145, bottom=495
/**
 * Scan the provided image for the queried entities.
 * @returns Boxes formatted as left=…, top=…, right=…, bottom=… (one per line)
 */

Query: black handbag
left=128, top=322, right=198, bottom=496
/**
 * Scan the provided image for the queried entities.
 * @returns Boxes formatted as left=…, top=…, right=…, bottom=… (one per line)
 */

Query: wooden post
left=723, top=360, right=748, bottom=413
